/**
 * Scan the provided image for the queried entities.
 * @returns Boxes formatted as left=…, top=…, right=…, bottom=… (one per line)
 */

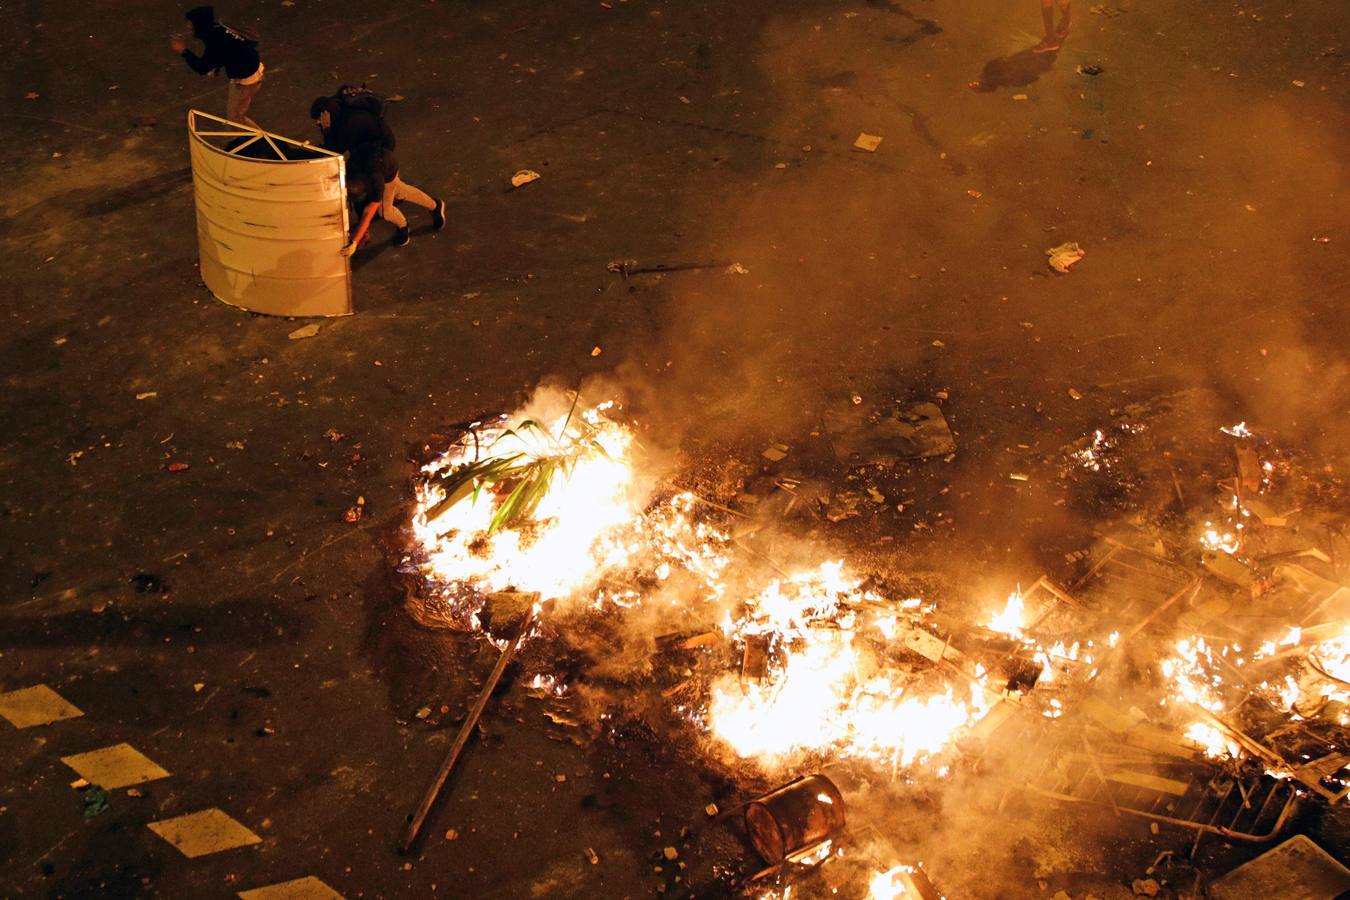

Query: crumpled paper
left=1046, top=241, right=1086, bottom=273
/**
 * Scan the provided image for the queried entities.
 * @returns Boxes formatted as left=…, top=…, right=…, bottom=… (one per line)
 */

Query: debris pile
left=394, top=388, right=1349, bottom=896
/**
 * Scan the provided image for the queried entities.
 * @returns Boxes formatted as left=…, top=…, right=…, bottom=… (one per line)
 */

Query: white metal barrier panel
left=187, top=110, right=352, bottom=317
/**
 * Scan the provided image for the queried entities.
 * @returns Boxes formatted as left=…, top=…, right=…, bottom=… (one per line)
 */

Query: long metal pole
left=398, top=618, right=532, bottom=853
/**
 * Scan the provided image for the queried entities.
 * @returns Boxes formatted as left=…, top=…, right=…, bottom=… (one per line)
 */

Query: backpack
left=336, top=84, right=395, bottom=150
left=220, top=22, right=260, bottom=45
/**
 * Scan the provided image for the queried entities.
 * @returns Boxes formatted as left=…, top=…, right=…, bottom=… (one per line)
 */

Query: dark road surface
left=1, top=0, right=1347, bottom=897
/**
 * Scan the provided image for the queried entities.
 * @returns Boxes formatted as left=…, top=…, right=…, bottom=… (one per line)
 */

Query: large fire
left=708, top=562, right=990, bottom=766
left=409, top=392, right=996, bottom=772
left=406, top=397, right=1347, bottom=896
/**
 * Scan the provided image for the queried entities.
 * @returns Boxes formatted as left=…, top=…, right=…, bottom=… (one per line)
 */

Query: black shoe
left=392, top=226, right=411, bottom=247
left=431, top=199, right=446, bottom=231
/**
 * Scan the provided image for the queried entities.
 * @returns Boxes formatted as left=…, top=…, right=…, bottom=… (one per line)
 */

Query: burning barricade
left=392, top=388, right=1349, bottom=896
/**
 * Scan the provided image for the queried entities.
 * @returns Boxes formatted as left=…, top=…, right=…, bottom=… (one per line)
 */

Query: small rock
left=1132, top=879, right=1160, bottom=897
left=663, top=846, right=678, bottom=860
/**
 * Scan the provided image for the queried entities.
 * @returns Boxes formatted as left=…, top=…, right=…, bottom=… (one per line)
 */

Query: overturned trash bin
left=187, top=110, right=352, bottom=317
left=745, top=773, right=846, bottom=864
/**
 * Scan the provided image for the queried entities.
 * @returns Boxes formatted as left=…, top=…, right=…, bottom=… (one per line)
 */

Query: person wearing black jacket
left=341, top=144, right=446, bottom=255
left=171, top=6, right=264, bottom=127
left=309, top=95, right=392, bottom=157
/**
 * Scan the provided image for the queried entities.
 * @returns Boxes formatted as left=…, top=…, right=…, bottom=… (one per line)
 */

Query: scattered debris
left=1046, top=241, right=1086, bottom=273
left=166, top=462, right=190, bottom=473
left=131, top=574, right=166, bottom=593
left=1013, top=93, right=1029, bottom=101
left=585, top=847, right=600, bottom=865
left=288, top=323, right=321, bottom=340
left=1077, top=64, right=1104, bottom=76
left=1208, top=835, right=1350, bottom=899
left=135, top=391, right=157, bottom=400
left=83, top=786, right=110, bottom=819
left=853, top=133, right=883, bottom=152
left=967, top=189, right=983, bottom=199
left=1068, top=388, right=1084, bottom=400
left=824, top=400, right=956, bottom=466
left=510, top=169, right=541, bottom=188
left=762, top=443, right=789, bottom=462
left=725, top=262, right=750, bottom=275
left=591, top=346, right=603, bottom=357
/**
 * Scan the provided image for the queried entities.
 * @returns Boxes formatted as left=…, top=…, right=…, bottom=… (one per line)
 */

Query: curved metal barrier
left=187, top=110, right=352, bottom=317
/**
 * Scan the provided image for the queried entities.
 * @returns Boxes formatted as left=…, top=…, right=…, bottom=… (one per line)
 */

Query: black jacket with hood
left=181, top=6, right=261, bottom=81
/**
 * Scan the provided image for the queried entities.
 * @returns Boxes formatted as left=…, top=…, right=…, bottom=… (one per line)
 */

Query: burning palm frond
left=424, top=414, right=609, bottom=535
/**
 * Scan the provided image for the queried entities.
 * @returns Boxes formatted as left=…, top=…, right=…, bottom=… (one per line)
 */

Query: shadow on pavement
left=973, top=47, right=1059, bottom=92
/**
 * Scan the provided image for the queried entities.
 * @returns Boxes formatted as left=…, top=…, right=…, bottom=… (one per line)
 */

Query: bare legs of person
left=226, top=79, right=262, bottom=129
left=1033, top=0, right=1071, bottom=53
left=379, top=175, right=447, bottom=247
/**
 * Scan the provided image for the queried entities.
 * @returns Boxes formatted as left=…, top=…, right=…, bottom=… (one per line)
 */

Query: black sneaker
left=431, top=199, right=446, bottom=231
left=392, top=226, right=411, bottom=247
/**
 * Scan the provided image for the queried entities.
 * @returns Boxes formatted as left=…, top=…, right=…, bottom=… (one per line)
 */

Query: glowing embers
left=708, top=562, right=991, bottom=769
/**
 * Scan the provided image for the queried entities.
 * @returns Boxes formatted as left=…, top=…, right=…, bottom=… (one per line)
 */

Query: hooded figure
left=173, top=6, right=264, bottom=127
left=310, top=91, right=395, bottom=157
